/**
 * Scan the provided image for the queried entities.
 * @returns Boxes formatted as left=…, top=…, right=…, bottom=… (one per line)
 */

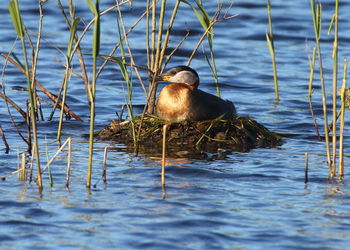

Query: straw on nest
left=98, top=114, right=281, bottom=155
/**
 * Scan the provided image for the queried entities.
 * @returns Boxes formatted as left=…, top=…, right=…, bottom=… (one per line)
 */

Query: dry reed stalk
left=0, top=92, right=28, bottom=142
left=146, top=1, right=161, bottom=114
left=96, top=5, right=151, bottom=96
left=0, top=125, right=10, bottom=154
left=8, top=0, right=42, bottom=190
left=186, top=14, right=237, bottom=66
left=0, top=169, right=22, bottom=181
left=21, top=153, right=26, bottom=181
left=1, top=41, right=30, bottom=146
left=154, top=0, right=167, bottom=71
left=53, top=57, right=83, bottom=79
left=116, top=21, right=145, bottom=94
left=330, top=0, right=339, bottom=176
left=161, top=184, right=166, bottom=200
left=310, top=0, right=331, bottom=170
left=55, top=14, right=81, bottom=141
left=305, top=152, right=309, bottom=184
left=307, top=47, right=321, bottom=140
left=115, top=2, right=145, bottom=106
left=339, top=59, right=347, bottom=178
left=25, top=101, right=32, bottom=153
left=66, top=137, right=72, bottom=187
left=58, top=0, right=92, bottom=105
left=161, top=124, right=168, bottom=186
left=146, top=0, right=151, bottom=72
left=163, top=32, right=189, bottom=71
left=158, top=0, right=180, bottom=71
left=134, top=2, right=185, bottom=154
left=308, top=47, right=316, bottom=97
left=54, top=4, right=81, bottom=135
left=40, top=137, right=71, bottom=175
left=0, top=53, right=82, bottom=122
left=29, top=143, right=35, bottom=184
left=102, top=146, right=108, bottom=184
left=30, top=0, right=45, bottom=122
left=151, top=0, right=156, bottom=70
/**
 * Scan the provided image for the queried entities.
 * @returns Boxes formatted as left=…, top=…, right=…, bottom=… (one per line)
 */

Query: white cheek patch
left=169, top=71, right=198, bottom=85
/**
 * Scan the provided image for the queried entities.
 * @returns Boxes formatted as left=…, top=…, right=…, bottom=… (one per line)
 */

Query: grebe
left=155, top=65, right=236, bottom=122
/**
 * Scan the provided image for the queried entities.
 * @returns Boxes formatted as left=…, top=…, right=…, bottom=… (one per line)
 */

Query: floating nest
left=98, top=114, right=282, bottom=158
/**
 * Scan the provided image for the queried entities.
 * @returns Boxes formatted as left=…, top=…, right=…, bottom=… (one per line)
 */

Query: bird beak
left=161, top=75, right=171, bottom=81
left=151, top=74, right=171, bottom=82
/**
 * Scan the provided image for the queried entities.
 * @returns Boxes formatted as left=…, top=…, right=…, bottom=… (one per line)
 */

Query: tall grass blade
left=330, top=0, right=339, bottom=176
left=266, top=0, right=279, bottom=101
left=57, top=17, right=80, bottom=141
left=67, top=18, right=81, bottom=56
left=181, top=1, right=219, bottom=94
left=87, top=0, right=100, bottom=188
left=8, top=0, right=23, bottom=38
left=310, top=0, right=331, bottom=171
left=339, top=59, right=347, bottom=178
left=115, top=8, right=136, bottom=143
left=8, top=0, right=42, bottom=191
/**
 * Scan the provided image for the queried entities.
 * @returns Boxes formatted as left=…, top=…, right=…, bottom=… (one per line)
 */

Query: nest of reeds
left=98, top=114, right=282, bottom=156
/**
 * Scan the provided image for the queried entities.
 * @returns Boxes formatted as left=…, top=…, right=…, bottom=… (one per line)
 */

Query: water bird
left=155, top=65, right=236, bottom=122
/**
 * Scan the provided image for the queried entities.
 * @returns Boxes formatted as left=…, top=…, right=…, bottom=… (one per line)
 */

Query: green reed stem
left=161, top=124, right=168, bottom=186
left=57, top=17, right=80, bottom=142
left=308, top=47, right=316, bottom=97
left=87, top=0, right=100, bottom=188
left=339, top=59, right=347, bottom=178
left=155, top=0, right=166, bottom=70
left=146, top=0, right=151, bottom=73
left=330, top=0, right=339, bottom=176
left=31, top=0, right=45, bottom=121
left=147, top=0, right=167, bottom=114
left=44, top=136, right=53, bottom=186
left=151, top=0, right=156, bottom=71
left=56, top=63, right=71, bottom=142
left=158, top=0, right=180, bottom=70
left=267, top=0, right=279, bottom=101
left=310, top=0, right=331, bottom=171
left=307, top=46, right=321, bottom=140
left=148, top=0, right=180, bottom=114
left=8, top=0, right=42, bottom=191
left=116, top=2, right=136, bottom=143
left=58, top=0, right=92, bottom=107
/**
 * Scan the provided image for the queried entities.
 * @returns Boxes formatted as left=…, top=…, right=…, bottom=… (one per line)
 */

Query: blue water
left=1, top=0, right=350, bottom=249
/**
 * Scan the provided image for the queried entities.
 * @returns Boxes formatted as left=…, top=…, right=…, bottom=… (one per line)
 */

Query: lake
left=1, top=0, right=350, bottom=249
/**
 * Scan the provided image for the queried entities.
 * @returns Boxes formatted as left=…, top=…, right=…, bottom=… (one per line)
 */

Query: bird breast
left=156, top=83, right=192, bottom=122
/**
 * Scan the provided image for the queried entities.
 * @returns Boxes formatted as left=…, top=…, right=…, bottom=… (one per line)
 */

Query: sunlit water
left=1, top=0, right=350, bottom=249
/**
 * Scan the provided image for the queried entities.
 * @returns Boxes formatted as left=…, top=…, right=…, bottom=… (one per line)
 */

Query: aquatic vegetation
left=1, top=1, right=239, bottom=190
left=309, top=0, right=347, bottom=180
left=266, top=0, right=279, bottom=101
left=1, top=0, right=347, bottom=192
left=98, top=114, right=281, bottom=153
left=8, top=0, right=42, bottom=190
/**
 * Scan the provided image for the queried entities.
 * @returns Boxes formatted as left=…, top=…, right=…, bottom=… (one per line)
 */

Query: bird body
left=155, top=66, right=236, bottom=122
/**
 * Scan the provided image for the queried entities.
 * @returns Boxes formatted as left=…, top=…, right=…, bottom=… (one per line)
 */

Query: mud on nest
left=98, top=114, right=282, bottom=155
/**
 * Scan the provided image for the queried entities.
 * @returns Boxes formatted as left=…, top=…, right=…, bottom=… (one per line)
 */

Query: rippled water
left=1, top=0, right=350, bottom=249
